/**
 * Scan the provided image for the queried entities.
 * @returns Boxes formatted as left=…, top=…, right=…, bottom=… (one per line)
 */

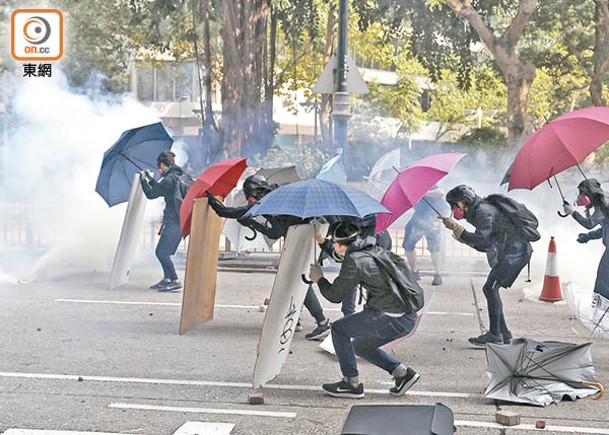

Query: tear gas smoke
left=0, top=70, right=176, bottom=282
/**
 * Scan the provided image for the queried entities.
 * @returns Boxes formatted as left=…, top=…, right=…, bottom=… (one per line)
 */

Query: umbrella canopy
left=316, top=155, right=347, bottom=184
left=222, top=165, right=300, bottom=250
left=366, top=148, right=401, bottom=200
left=244, top=178, right=390, bottom=219
left=563, top=282, right=609, bottom=339
left=485, top=338, right=602, bottom=406
left=375, top=153, right=466, bottom=233
left=180, top=158, right=247, bottom=236
left=508, top=106, right=609, bottom=191
left=95, top=122, right=173, bottom=207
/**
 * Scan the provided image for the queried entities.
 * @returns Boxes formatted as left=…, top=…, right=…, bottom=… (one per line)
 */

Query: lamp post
left=333, top=0, right=350, bottom=172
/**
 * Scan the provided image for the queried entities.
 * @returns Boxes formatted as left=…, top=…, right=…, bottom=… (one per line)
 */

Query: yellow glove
left=309, top=264, right=324, bottom=283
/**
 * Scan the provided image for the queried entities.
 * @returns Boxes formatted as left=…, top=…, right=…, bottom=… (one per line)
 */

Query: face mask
left=453, top=207, right=465, bottom=220
left=157, top=168, right=163, bottom=177
left=247, top=196, right=257, bottom=204
left=577, top=195, right=591, bottom=207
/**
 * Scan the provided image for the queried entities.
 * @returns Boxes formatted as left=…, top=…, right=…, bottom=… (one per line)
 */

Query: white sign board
left=253, top=224, right=315, bottom=387
left=108, top=173, right=147, bottom=289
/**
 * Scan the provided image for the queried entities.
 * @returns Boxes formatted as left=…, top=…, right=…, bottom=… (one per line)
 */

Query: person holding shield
left=140, top=150, right=184, bottom=292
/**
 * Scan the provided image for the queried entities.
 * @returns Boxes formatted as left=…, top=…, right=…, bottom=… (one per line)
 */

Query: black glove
left=577, top=233, right=590, bottom=244
left=205, top=191, right=216, bottom=201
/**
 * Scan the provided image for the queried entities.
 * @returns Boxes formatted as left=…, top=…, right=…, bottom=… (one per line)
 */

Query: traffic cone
left=539, top=236, right=563, bottom=302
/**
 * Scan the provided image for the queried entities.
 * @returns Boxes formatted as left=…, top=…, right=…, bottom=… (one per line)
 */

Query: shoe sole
left=158, top=287, right=182, bottom=293
left=468, top=339, right=501, bottom=347
left=390, top=373, right=420, bottom=396
left=323, top=390, right=364, bottom=399
left=305, top=329, right=331, bottom=341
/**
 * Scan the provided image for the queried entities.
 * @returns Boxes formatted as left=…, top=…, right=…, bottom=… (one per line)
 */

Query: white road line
left=3, top=431, right=136, bottom=435
left=0, top=371, right=471, bottom=399
left=55, top=299, right=472, bottom=316
left=109, top=403, right=296, bottom=418
left=173, top=421, right=234, bottom=435
left=455, top=420, right=609, bottom=434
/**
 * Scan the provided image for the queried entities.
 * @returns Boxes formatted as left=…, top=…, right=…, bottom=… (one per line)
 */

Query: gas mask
left=577, top=195, right=591, bottom=207
left=452, top=207, right=465, bottom=220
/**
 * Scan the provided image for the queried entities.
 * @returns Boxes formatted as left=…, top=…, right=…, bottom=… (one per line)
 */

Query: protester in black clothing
left=441, top=185, right=533, bottom=346
left=308, top=222, right=420, bottom=399
left=563, top=178, right=609, bottom=299
left=140, top=150, right=183, bottom=292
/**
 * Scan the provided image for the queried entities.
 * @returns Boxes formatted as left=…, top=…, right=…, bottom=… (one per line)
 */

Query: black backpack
left=363, top=246, right=424, bottom=314
left=484, top=194, right=541, bottom=242
left=172, top=172, right=195, bottom=215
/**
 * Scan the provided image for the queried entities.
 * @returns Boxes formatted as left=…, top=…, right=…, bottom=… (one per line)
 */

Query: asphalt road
left=1, top=259, right=608, bottom=435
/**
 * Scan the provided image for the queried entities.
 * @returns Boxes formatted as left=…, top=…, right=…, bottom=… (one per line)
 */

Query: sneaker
left=468, top=332, right=502, bottom=347
left=158, top=281, right=182, bottom=292
left=305, top=321, right=331, bottom=340
left=322, top=380, right=364, bottom=399
left=412, top=270, right=421, bottom=281
left=502, top=331, right=513, bottom=345
left=295, top=320, right=303, bottom=332
left=390, top=367, right=420, bottom=396
left=431, top=273, right=443, bottom=286
left=150, top=280, right=169, bottom=290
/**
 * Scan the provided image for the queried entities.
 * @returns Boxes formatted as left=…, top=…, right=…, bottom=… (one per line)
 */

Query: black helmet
left=243, top=174, right=270, bottom=199
left=577, top=178, right=602, bottom=197
left=445, top=184, right=477, bottom=207
left=331, top=222, right=360, bottom=245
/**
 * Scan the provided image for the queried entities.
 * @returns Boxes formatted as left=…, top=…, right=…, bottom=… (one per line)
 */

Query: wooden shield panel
left=179, top=198, right=223, bottom=334
left=109, top=173, right=147, bottom=290
left=253, top=224, right=315, bottom=387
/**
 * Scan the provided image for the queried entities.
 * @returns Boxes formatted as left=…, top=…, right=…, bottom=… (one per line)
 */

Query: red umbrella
left=375, top=153, right=466, bottom=233
left=508, top=106, right=609, bottom=191
left=180, top=158, right=247, bottom=236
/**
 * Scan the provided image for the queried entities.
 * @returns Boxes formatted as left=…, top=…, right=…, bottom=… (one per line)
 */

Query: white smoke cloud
left=0, top=70, right=167, bottom=282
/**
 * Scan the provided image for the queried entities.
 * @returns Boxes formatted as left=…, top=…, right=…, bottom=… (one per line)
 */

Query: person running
left=563, top=178, right=609, bottom=300
left=441, top=185, right=534, bottom=346
left=140, top=150, right=184, bottom=292
left=308, top=222, right=420, bottom=399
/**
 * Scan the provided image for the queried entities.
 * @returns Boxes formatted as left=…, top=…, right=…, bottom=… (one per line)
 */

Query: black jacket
left=317, top=236, right=406, bottom=314
left=140, top=165, right=183, bottom=222
left=458, top=197, right=532, bottom=288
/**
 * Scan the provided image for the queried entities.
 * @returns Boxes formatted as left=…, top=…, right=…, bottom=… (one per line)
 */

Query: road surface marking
left=455, top=420, right=609, bottom=434
left=173, top=421, right=234, bottom=435
left=3, top=431, right=136, bottom=435
left=0, top=370, right=471, bottom=398
left=55, top=299, right=472, bottom=316
left=109, top=403, right=296, bottom=418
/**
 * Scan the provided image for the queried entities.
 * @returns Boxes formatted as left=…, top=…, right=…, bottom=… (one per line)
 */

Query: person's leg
left=155, top=220, right=182, bottom=281
left=341, top=287, right=357, bottom=316
left=403, top=220, right=422, bottom=280
left=303, top=286, right=330, bottom=340
left=469, top=277, right=503, bottom=345
left=426, top=226, right=443, bottom=285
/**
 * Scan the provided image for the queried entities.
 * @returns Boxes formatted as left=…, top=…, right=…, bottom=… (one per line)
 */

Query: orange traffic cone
left=539, top=236, right=563, bottom=302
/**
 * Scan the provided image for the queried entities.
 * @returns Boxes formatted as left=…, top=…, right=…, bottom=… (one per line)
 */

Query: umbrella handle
left=582, top=381, right=605, bottom=400
left=301, top=274, right=313, bottom=284
left=557, top=200, right=570, bottom=218
left=245, top=228, right=257, bottom=241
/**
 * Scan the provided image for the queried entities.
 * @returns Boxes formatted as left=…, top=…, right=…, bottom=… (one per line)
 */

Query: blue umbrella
left=95, top=122, right=173, bottom=207
left=244, top=178, right=391, bottom=219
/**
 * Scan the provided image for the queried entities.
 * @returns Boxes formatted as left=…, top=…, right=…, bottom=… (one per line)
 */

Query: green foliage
left=457, top=127, right=507, bottom=148
left=252, top=142, right=332, bottom=179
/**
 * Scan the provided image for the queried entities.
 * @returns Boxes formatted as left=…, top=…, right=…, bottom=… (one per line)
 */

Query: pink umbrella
left=508, top=106, right=609, bottom=191
left=375, top=153, right=466, bottom=233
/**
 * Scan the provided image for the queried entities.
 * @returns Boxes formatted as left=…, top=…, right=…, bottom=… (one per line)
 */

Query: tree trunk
left=591, top=0, right=609, bottom=105
left=220, top=0, right=272, bottom=158
left=445, top=0, right=538, bottom=146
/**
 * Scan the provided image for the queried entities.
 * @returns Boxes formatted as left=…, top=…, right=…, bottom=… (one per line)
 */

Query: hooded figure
left=441, top=185, right=533, bottom=347
left=563, top=178, right=609, bottom=299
